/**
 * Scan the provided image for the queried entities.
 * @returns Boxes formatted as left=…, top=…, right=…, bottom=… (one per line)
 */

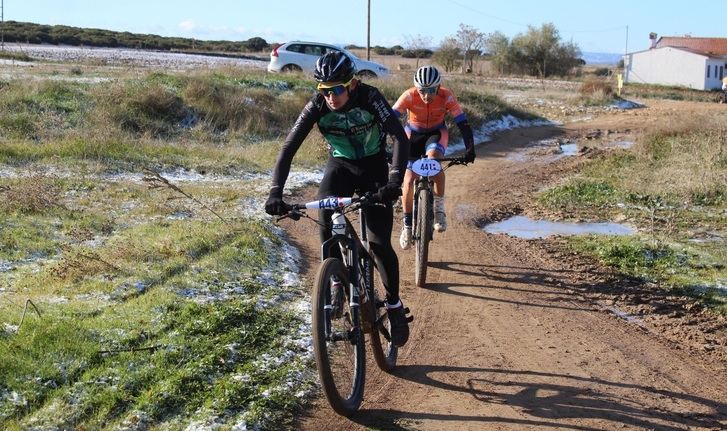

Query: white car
left=268, top=41, right=390, bottom=78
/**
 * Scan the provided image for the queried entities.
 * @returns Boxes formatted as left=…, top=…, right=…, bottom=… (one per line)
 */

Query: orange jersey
left=392, top=86, right=466, bottom=132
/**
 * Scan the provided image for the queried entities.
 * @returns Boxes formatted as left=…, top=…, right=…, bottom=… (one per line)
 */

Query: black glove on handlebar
left=265, top=194, right=290, bottom=216
left=376, top=182, right=402, bottom=204
left=464, top=147, right=476, bottom=164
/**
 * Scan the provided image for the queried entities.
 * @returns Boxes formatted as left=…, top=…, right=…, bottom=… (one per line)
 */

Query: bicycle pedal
left=406, top=315, right=414, bottom=323
left=403, top=307, right=410, bottom=314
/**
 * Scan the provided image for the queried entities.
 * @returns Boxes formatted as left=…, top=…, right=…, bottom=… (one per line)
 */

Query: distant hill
left=582, top=52, right=623, bottom=65
left=0, top=21, right=270, bottom=53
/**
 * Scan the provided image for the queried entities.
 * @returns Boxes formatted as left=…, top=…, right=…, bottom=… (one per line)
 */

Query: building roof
left=655, top=37, right=727, bottom=56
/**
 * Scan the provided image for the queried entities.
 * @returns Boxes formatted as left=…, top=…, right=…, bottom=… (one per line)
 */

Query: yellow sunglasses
left=317, top=79, right=353, bottom=96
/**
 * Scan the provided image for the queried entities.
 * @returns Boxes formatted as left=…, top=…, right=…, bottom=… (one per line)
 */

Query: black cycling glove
left=264, top=188, right=290, bottom=216
left=376, top=182, right=402, bottom=203
left=464, top=147, right=476, bottom=164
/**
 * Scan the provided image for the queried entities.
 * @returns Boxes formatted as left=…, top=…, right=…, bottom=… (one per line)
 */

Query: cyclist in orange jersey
left=392, top=65, right=475, bottom=249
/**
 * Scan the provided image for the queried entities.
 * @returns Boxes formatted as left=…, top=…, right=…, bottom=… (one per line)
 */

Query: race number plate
left=411, top=158, right=442, bottom=177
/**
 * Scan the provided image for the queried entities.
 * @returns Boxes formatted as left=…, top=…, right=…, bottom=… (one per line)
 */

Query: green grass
left=0, top=168, right=316, bottom=429
left=1, top=213, right=313, bottom=430
left=537, top=115, right=727, bottom=313
left=0, top=64, right=540, bottom=429
left=568, top=236, right=726, bottom=313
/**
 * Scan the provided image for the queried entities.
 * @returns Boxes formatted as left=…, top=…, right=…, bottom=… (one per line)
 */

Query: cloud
left=178, top=20, right=198, bottom=32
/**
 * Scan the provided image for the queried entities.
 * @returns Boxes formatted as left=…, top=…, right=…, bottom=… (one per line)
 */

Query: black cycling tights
left=317, top=154, right=400, bottom=304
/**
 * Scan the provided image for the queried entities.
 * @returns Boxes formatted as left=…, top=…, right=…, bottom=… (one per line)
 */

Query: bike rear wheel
left=365, top=257, right=398, bottom=372
left=414, top=188, right=432, bottom=287
left=311, top=258, right=365, bottom=416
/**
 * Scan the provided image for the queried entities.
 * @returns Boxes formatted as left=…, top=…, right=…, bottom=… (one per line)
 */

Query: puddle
left=506, top=138, right=578, bottom=162
left=559, top=143, right=578, bottom=156
left=484, top=215, right=635, bottom=239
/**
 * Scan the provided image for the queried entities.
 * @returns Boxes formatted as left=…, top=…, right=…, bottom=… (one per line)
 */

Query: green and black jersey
left=270, top=82, right=410, bottom=194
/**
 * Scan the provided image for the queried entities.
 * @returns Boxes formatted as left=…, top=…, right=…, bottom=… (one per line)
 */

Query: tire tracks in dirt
left=291, top=104, right=727, bottom=430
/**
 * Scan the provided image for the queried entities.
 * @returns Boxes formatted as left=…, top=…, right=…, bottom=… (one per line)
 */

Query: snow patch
left=447, top=114, right=557, bottom=155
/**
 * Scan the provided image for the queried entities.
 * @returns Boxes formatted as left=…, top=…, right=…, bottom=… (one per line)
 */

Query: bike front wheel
left=311, top=257, right=365, bottom=416
left=414, top=188, right=432, bottom=287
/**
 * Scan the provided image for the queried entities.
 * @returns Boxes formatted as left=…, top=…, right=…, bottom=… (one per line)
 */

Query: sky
left=6, top=1, right=727, bottom=54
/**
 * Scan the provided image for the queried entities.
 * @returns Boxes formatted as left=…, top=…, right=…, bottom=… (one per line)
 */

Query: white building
left=623, top=36, right=727, bottom=90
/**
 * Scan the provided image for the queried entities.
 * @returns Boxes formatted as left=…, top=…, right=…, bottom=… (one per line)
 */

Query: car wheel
left=356, top=70, right=377, bottom=79
left=281, top=64, right=303, bottom=73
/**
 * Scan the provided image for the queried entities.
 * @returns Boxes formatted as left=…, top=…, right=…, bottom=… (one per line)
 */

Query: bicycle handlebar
left=277, top=192, right=381, bottom=222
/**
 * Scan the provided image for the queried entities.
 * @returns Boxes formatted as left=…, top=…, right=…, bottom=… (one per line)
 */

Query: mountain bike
left=409, top=156, right=469, bottom=287
left=279, top=193, right=410, bottom=416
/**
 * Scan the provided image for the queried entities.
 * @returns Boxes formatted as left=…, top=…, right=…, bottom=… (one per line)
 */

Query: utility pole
left=1, top=0, right=5, bottom=51
left=366, top=0, right=371, bottom=60
left=625, top=24, right=629, bottom=55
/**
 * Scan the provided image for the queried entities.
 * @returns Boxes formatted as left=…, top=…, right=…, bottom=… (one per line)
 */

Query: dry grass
left=578, top=77, right=614, bottom=106
left=628, top=115, right=727, bottom=203
left=0, top=172, right=67, bottom=214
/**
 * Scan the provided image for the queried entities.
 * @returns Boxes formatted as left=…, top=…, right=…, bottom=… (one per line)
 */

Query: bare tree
left=455, top=24, right=486, bottom=74
left=403, top=34, right=433, bottom=69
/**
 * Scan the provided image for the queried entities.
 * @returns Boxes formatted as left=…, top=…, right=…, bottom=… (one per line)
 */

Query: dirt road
left=286, top=101, right=727, bottom=430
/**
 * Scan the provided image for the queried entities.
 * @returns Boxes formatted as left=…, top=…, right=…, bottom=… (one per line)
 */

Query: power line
left=444, top=0, right=529, bottom=27
left=445, top=1, right=626, bottom=35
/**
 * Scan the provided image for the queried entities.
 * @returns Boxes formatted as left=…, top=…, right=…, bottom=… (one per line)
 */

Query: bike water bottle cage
left=410, top=158, right=443, bottom=177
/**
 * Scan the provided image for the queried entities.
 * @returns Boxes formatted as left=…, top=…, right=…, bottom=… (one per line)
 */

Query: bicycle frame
left=289, top=197, right=376, bottom=338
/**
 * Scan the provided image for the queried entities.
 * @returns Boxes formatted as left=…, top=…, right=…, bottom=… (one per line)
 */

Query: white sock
left=434, top=196, right=445, bottom=212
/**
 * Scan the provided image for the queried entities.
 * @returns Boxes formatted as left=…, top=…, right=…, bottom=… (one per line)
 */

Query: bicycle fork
left=412, top=178, right=434, bottom=242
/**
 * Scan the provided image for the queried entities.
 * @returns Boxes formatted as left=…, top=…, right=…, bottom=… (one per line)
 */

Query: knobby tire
left=415, top=188, right=432, bottom=287
left=311, top=258, right=365, bottom=416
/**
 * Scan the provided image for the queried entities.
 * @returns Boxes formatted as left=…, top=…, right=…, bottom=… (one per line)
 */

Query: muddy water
left=484, top=215, right=635, bottom=239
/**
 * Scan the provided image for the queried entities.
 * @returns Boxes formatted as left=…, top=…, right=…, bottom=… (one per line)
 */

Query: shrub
left=98, top=82, right=187, bottom=138
left=579, top=77, right=613, bottom=96
left=0, top=174, right=64, bottom=214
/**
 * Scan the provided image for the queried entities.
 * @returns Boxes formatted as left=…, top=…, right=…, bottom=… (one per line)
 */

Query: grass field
left=1, top=51, right=724, bottom=429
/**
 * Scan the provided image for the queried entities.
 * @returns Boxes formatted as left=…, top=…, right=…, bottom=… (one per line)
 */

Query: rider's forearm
left=456, top=120, right=475, bottom=150
left=384, top=118, right=410, bottom=184
left=271, top=105, right=316, bottom=194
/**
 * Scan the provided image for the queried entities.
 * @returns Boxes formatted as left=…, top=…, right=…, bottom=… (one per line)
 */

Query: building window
left=721, top=66, right=724, bottom=80
left=707, top=65, right=710, bottom=78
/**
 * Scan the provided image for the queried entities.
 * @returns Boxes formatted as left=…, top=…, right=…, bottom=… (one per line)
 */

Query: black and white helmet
left=314, top=51, right=355, bottom=84
left=414, top=65, right=441, bottom=89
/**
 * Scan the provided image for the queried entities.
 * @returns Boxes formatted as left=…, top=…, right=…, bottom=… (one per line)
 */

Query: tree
left=485, top=31, right=511, bottom=75
left=510, top=23, right=581, bottom=77
left=485, top=23, right=582, bottom=77
left=433, top=37, right=460, bottom=72
left=455, top=24, right=485, bottom=73
left=403, top=34, right=433, bottom=69
left=244, top=37, right=268, bottom=52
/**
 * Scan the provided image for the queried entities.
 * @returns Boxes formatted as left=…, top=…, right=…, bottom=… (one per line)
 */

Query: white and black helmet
left=414, top=65, right=441, bottom=89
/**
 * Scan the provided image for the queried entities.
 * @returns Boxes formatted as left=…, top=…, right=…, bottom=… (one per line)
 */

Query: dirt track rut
left=287, top=103, right=726, bottom=430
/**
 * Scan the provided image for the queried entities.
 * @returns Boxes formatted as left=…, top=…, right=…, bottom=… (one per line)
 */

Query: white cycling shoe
left=399, top=226, right=412, bottom=250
